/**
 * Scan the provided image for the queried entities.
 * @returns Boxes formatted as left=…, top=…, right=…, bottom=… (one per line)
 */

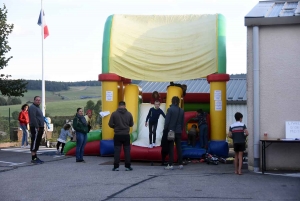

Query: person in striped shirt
left=228, top=112, right=249, bottom=175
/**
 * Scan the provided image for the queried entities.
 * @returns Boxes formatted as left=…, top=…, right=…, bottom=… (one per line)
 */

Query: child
left=145, top=100, right=166, bottom=148
left=56, top=124, right=73, bottom=155
left=228, top=112, right=249, bottom=175
left=150, top=91, right=162, bottom=104
left=188, top=124, right=197, bottom=147
left=195, top=109, right=208, bottom=149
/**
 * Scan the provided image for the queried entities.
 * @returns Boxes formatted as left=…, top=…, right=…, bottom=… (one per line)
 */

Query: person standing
left=73, top=108, right=89, bottom=163
left=228, top=112, right=249, bottom=175
left=145, top=100, right=166, bottom=148
left=109, top=101, right=134, bottom=171
left=85, top=109, right=92, bottom=132
left=164, top=96, right=184, bottom=170
left=196, top=109, right=208, bottom=149
left=18, top=104, right=30, bottom=148
left=28, top=96, right=45, bottom=164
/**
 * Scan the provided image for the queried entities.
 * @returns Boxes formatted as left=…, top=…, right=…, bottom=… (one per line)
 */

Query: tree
left=0, top=96, right=6, bottom=105
left=7, top=97, right=21, bottom=105
left=0, top=4, right=27, bottom=97
left=84, top=100, right=95, bottom=112
left=11, top=111, right=19, bottom=121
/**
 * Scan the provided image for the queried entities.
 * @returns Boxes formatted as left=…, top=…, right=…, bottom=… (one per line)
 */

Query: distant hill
left=26, top=80, right=101, bottom=92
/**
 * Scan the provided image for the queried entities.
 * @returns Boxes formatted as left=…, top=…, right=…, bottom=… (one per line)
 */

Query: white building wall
left=247, top=25, right=300, bottom=171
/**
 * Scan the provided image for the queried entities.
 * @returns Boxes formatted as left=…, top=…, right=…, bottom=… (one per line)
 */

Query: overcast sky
left=2, top=0, right=257, bottom=82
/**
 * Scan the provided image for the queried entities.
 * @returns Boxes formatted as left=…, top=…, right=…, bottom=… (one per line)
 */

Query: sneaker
left=21, top=146, right=25, bottom=148
left=164, top=165, right=174, bottom=170
left=149, top=144, right=153, bottom=148
left=26, top=145, right=30, bottom=148
left=178, top=165, right=183, bottom=170
left=36, top=158, right=44, bottom=163
left=31, top=158, right=43, bottom=164
left=152, top=143, right=156, bottom=147
left=125, top=167, right=133, bottom=171
left=56, top=150, right=60, bottom=154
left=76, top=159, right=86, bottom=163
left=112, top=167, right=119, bottom=171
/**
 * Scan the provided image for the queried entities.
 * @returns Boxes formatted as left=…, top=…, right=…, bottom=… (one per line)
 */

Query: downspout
left=253, top=26, right=260, bottom=172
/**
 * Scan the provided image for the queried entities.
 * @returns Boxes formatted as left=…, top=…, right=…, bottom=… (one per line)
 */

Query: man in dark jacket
left=164, top=96, right=184, bottom=170
left=109, top=101, right=134, bottom=171
left=28, top=96, right=45, bottom=164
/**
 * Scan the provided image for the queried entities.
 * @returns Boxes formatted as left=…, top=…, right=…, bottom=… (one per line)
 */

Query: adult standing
left=18, top=104, right=30, bottom=148
left=164, top=96, right=184, bottom=170
left=109, top=101, right=134, bottom=171
left=73, top=108, right=89, bottom=163
left=28, top=96, right=45, bottom=164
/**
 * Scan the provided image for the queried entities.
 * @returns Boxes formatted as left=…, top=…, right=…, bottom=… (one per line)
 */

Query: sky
left=2, top=0, right=257, bottom=82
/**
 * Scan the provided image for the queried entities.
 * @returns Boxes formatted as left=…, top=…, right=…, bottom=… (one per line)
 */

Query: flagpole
left=41, top=0, right=46, bottom=116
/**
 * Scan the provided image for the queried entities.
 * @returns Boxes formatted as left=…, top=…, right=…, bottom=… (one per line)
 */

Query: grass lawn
left=0, top=98, right=100, bottom=117
left=0, top=86, right=101, bottom=117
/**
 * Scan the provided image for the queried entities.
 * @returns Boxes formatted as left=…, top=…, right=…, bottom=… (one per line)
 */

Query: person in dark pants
left=28, top=96, right=45, bottom=164
left=164, top=96, right=184, bottom=170
left=160, top=128, right=169, bottom=166
left=73, top=108, right=89, bottom=163
left=109, top=101, right=134, bottom=171
left=228, top=112, right=249, bottom=175
left=145, top=100, right=166, bottom=148
left=56, top=124, right=73, bottom=155
left=196, top=109, right=208, bottom=149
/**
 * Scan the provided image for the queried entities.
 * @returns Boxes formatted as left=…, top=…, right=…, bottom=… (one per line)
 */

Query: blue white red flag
left=37, top=10, right=49, bottom=39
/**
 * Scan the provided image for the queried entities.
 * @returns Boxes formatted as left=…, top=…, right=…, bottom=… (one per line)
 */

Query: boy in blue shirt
left=145, top=100, right=166, bottom=148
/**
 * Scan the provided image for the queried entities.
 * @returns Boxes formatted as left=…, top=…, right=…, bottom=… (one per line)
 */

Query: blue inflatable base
left=181, top=141, right=206, bottom=159
left=100, top=140, right=114, bottom=156
left=208, top=140, right=229, bottom=158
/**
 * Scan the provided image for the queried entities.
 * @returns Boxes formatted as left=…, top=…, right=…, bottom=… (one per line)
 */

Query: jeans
left=168, top=133, right=182, bottom=166
left=199, top=124, right=208, bottom=148
left=148, top=122, right=158, bottom=144
left=114, top=135, right=131, bottom=168
left=20, top=124, right=28, bottom=146
left=76, top=132, right=87, bottom=160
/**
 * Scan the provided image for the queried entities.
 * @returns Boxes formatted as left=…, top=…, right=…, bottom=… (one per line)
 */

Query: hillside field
left=0, top=86, right=101, bottom=117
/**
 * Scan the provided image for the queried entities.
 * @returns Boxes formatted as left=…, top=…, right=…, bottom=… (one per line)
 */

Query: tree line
left=26, top=80, right=101, bottom=92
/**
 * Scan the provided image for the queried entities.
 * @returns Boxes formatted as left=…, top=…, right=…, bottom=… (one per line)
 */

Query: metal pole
left=253, top=26, right=260, bottom=172
left=41, top=0, right=46, bottom=116
left=8, top=107, right=10, bottom=140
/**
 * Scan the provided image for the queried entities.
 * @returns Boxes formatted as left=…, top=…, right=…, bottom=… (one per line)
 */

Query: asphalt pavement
left=0, top=147, right=299, bottom=201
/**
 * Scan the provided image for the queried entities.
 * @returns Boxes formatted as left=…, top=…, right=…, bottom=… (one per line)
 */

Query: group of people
left=24, top=94, right=248, bottom=175
left=108, top=92, right=248, bottom=174
left=18, top=96, right=93, bottom=164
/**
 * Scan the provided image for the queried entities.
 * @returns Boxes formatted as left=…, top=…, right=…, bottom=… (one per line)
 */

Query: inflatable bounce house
left=64, top=14, right=230, bottom=161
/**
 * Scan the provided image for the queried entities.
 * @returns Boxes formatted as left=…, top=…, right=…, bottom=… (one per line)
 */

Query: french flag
left=37, top=10, right=49, bottom=39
